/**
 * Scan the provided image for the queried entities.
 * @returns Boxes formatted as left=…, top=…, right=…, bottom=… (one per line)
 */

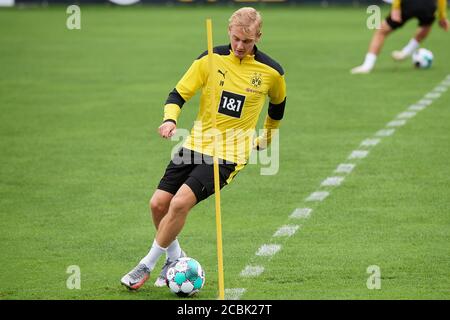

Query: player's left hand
left=253, top=136, right=267, bottom=151
left=439, top=19, right=449, bottom=32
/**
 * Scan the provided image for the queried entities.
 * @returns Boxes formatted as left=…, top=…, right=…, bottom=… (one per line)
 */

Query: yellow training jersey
left=163, top=45, right=287, bottom=165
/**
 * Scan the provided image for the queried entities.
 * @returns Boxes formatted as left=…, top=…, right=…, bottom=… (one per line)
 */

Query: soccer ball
left=166, top=257, right=205, bottom=297
left=412, top=48, right=433, bottom=69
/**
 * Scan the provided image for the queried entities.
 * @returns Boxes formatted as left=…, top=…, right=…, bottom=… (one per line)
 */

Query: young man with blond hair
left=351, top=0, right=448, bottom=74
left=121, top=7, right=287, bottom=290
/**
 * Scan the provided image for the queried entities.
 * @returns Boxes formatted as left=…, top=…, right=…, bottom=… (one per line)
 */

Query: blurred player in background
left=351, top=0, right=448, bottom=74
left=120, top=7, right=287, bottom=290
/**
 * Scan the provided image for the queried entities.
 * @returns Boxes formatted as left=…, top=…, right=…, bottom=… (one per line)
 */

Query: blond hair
left=228, top=7, right=262, bottom=37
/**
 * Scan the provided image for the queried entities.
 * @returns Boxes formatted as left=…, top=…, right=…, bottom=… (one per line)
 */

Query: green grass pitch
left=0, top=4, right=449, bottom=300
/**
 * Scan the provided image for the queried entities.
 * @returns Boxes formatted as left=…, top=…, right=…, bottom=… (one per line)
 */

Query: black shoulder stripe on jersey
left=268, top=97, right=286, bottom=120
left=255, top=50, right=284, bottom=76
left=165, top=88, right=186, bottom=108
left=197, top=45, right=231, bottom=60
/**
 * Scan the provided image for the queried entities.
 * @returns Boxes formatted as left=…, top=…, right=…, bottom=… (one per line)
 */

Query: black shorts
left=157, top=148, right=240, bottom=203
left=386, top=0, right=437, bottom=29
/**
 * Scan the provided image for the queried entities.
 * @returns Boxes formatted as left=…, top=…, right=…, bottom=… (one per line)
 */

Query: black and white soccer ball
left=166, top=257, right=205, bottom=297
left=412, top=48, right=433, bottom=69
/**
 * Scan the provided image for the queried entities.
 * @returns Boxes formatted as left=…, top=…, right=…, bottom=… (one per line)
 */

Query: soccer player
left=121, top=7, right=286, bottom=290
left=351, top=0, right=448, bottom=74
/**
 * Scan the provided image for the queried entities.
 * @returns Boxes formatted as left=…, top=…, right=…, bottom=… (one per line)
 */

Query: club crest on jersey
left=250, top=72, right=262, bottom=88
left=218, top=91, right=246, bottom=118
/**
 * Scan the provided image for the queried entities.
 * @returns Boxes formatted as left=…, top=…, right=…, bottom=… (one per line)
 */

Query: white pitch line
left=397, top=111, right=416, bottom=119
left=240, top=265, right=264, bottom=277
left=321, top=176, right=345, bottom=187
left=360, top=138, right=380, bottom=147
left=417, top=99, right=433, bottom=106
left=387, top=119, right=407, bottom=127
left=425, top=92, right=441, bottom=99
left=335, top=163, right=355, bottom=174
left=433, top=86, right=448, bottom=93
left=305, top=191, right=329, bottom=202
left=375, top=128, right=395, bottom=137
left=348, top=150, right=369, bottom=159
left=408, top=104, right=427, bottom=112
left=273, top=225, right=300, bottom=237
left=289, top=208, right=312, bottom=219
left=225, top=288, right=246, bottom=300
left=256, top=244, right=281, bottom=257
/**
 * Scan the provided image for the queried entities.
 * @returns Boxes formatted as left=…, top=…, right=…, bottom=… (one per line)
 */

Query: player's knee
left=380, top=21, right=392, bottom=35
left=150, top=195, right=169, bottom=216
left=378, top=27, right=390, bottom=37
left=169, top=195, right=190, bottom=216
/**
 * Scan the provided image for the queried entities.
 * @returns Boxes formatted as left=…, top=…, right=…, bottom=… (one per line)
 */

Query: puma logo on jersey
left=218, top=69, right=227, bottom=78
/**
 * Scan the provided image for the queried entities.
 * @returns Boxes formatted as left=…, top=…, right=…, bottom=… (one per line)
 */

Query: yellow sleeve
left=163, top=104, right=181, bottom=123
left=268, top=74, right=287, bottom=106
left=438, top=0, right=447, bottom=20
left=392, top=0, right=401, bottom=10
left=175, top=57, right=207, bottom=102
left=255, top=73, right=286, bottom=150
left=162, top=56, right=207, bottom=123
left=255, top=115, right=281, bottom=150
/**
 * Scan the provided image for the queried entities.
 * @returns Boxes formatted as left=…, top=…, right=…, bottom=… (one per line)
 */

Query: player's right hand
left=158, top=121, right=177, bottom=139
left=439, top=19, right=449, bottom=32
left=391, top=8, right=402, bottom=23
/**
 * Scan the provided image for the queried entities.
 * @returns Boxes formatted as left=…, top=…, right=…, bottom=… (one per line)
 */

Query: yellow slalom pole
left=206, top=18, right=225, bottom=301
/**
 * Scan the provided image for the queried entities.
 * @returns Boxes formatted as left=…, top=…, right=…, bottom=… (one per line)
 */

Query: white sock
left=166, top=238, right=182, bottom=262
left=401, top=38, right=420, bottom=56
left=139, top=240, right=166, bottom=271
left=362, top=53, right=377, bottom=69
